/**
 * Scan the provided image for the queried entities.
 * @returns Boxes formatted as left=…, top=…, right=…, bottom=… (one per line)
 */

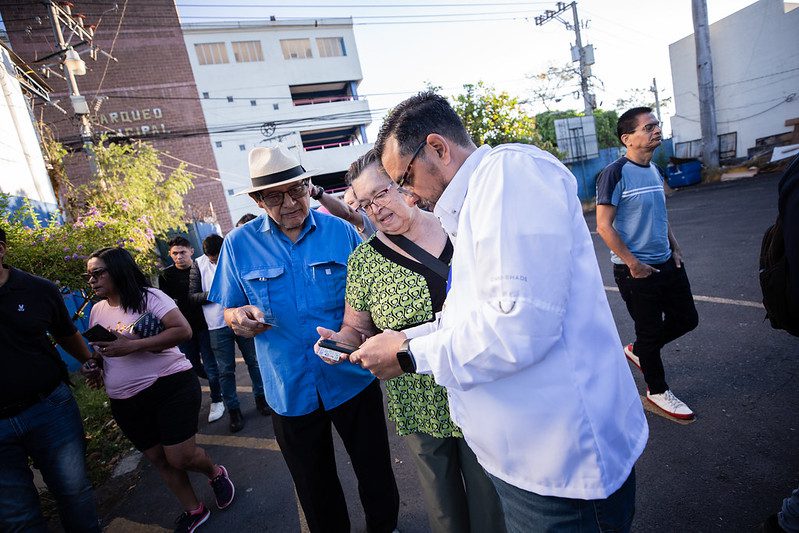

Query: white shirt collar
left=434, top=145, right=491, bottom=237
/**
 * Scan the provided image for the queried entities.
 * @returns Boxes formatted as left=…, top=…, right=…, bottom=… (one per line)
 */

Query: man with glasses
left=0, top=227, right=101, bottom=532
left=596, top=107, right=699, bottom=420
left=350, top=92, right=648, bottom=533
left=207, top=147, right=399, bottom=533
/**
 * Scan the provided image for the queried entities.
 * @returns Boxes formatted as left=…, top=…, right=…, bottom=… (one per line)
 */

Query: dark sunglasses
left=397, top=140, right=427, bottom=189
left=81, top=268, right=108, bottom=281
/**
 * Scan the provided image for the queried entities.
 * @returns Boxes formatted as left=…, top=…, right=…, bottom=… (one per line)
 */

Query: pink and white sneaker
left=624, top=343, right=642, bottom=372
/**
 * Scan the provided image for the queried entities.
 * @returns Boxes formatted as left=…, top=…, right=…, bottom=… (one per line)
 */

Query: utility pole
left=650, top=77, right=661, bottom=123
left=535, top=2, right=595, bottom=115
left=46, top=1, right=101, bottom=175
left=691, top=0, right=719, bottom=169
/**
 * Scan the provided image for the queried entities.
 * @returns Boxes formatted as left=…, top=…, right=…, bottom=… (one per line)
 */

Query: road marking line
left=202, top=385, right=252, bottom=393
left=195, top=433, right=280, bottom=451
left=105, top=517, right=169, bottom=532
left=604, top=286, right=763, bottom=309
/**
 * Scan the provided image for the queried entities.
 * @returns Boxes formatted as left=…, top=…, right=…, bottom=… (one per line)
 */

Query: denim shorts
left=110, top=370, right=201, bottom=451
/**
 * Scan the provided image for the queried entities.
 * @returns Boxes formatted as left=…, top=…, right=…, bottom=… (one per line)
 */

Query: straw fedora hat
left=236, top=146, right=320, bottom=196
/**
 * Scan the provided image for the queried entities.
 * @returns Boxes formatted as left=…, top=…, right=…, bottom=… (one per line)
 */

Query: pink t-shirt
left=89, top=288, right=192, bottom=399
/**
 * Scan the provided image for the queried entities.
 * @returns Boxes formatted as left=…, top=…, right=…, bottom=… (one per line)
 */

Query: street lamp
left=63, top=48, right=86, bottom=76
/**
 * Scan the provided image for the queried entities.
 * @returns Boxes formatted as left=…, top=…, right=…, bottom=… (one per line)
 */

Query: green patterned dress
left=346, top=236, right=461, bottom=439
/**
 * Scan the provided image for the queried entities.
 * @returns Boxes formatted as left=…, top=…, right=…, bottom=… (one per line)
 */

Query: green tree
left=2, top=138, right=194, bottom=289
left=535, top=109, right=621, bottom=150
left=450, top=81, right=559, bottom=154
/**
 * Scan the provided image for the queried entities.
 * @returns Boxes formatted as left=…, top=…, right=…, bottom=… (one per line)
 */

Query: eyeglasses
left=256, top=182, right=309, bottom=207
left=640, top=121, right=662, bottom=133
left=357, top=183, right=395, bottom=213
left=397, top=140, right=427, bottom=189
left=82, top=268, right=108, bottom=281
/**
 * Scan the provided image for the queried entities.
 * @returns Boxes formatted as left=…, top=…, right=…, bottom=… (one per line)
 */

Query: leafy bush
left=1, top=137, right=193, bottom=290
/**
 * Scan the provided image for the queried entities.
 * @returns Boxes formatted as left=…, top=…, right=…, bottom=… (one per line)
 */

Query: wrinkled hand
left=80, top=358, right=104, bottom=389
left=351, top=330, right=406, bottom=380
left=91, top=331, right=137, bottom=357
left=672, top=248, right=683, bottom=268
left=629, top=260, right=659, bottom=279
left=226, top=305, right=271, bottom=338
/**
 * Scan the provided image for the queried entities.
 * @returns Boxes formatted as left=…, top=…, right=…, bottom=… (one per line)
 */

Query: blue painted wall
left=567, top=147, right=622, bottom=201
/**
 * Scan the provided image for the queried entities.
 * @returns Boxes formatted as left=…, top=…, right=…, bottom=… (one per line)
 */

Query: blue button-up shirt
left=208, top=210, right=373, bottom=416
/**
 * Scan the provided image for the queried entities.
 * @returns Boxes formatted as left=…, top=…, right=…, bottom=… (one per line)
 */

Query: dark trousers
left=271, top=380, right=399, bottom=533
left=614, top=257, right=699, bottom=394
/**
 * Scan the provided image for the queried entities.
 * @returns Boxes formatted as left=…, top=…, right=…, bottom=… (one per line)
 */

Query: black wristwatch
left=311, top=185, right=325, bottom=200
left=396, top=338, right=417, bottom=374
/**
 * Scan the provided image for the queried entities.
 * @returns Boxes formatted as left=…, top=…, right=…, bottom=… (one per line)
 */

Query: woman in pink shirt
left=86, top=247, right=234, bottom=532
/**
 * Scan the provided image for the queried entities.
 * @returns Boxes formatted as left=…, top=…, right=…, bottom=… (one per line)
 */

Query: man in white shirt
left=350, top=92, right=648, bottom=532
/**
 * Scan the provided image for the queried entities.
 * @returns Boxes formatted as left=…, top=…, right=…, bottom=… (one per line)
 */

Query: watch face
left=397, top=350, right=415, bottom=373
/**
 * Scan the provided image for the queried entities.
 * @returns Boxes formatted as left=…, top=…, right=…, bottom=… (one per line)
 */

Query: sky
left=175, top=0, right=760, bottom=138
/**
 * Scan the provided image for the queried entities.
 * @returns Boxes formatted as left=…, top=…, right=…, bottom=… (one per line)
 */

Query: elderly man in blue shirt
left=208, top=146, right=399, bottom=533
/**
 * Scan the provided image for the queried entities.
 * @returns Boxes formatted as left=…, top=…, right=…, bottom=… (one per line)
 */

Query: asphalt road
left=99, top=173, right=798, bottom=533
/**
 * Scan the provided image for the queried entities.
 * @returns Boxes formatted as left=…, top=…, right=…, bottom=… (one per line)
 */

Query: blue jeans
left=209, top=326, right=265, bottom=410
left=180, top=328, right=221, bottom=403
left=488, top=468, right=636, bottom=533
left=0, top=383, right=100, bottom=532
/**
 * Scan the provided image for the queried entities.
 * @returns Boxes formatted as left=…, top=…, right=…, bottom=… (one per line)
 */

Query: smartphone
left=82, top=324, right=117, bottom=343
left=317, top=339, right=358, bottom=362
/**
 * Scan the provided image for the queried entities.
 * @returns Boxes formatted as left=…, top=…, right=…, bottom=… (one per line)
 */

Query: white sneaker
left=624, top=343, right=641, bottom=371
left=646, top=390, right=694, bottom=420
left=208, top=402, right=225, bottom=423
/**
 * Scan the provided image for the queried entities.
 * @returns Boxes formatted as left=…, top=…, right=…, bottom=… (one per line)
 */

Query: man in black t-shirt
left=159, top=236, right=224, bottom=423
left=0, top=228, right=100, bottom=532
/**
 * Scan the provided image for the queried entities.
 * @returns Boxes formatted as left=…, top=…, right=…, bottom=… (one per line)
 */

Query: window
left=273, top=103, right=279, bottom=110
left=250, top=100, right=257, bottom=106
left=232, top=40, right=264, bottom=63
left=317, top=37, right=346, bottom=58
left=194, top=42, right=229, bottom=65
left=202, top=92, right=209, bottom=99
left=280, top=39, right=312, bottom=60
left=215, top=141, right=222, bottom=148
left=239, top=144, right=246, bottom=151
left=227, top=96, right=234, bottom=103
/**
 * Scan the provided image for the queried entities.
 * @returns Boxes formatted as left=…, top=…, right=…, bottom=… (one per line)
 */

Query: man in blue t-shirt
left=596, top=107, right=699, bottom=420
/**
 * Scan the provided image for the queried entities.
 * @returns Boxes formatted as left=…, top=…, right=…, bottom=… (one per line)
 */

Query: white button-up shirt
left=407, top=144, right=648, bottom=499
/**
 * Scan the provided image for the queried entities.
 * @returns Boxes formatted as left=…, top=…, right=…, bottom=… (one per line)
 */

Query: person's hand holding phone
left=315, top=327, right=362, bottom=364
left=224, top=305, right=272, bottom=338
left=91, top=330, right=137, bottom=357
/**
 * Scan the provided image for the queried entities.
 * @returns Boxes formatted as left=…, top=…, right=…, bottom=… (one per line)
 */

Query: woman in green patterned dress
left=316, top=150, right=504, bottom=533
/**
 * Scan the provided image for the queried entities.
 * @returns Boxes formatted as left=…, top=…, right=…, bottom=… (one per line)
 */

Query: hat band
left=251, top=165, right=306, bottom=188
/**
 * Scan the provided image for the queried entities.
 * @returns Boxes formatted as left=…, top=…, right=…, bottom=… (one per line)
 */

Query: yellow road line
left=201, top=385, right=252, bottom=393
left=195, top=433, right=280, bottom=451
left=104, top=517, right=169, bottom=532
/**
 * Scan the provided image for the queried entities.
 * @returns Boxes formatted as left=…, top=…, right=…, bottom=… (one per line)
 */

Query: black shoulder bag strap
left=385, top=234, right=450, bottom=281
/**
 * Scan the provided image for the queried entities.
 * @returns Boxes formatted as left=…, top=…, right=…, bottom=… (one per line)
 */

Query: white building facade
left=0, top=42, right=58, bottom=213
left=183, top=18, right=372, bottom=223
left=669, top=0, right=799, bottom=160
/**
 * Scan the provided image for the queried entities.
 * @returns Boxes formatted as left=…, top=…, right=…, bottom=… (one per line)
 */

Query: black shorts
left=110, top=370, right=201, bottom=451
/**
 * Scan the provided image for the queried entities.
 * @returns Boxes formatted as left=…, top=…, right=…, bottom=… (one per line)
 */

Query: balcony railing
left=293, top=95, right=357, bottom=106
left=304, top=140, right=354, bottom=151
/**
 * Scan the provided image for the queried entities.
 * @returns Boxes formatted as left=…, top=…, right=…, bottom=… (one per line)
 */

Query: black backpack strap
left=384, top=234, right=450, bottom=281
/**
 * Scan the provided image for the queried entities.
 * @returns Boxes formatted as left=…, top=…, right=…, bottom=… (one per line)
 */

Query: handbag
left=384, top=234, right=450, bottom=281
left=130, top=312, right=165, bottom=338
